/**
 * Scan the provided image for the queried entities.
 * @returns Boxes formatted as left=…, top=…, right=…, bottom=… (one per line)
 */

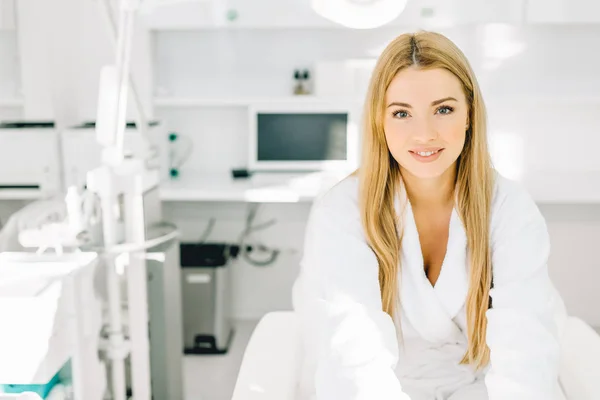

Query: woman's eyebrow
left=386, top=97, right=458, bottom=108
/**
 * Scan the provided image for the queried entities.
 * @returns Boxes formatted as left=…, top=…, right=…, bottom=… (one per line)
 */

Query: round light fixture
left=311, top=0, right=408, bottom=29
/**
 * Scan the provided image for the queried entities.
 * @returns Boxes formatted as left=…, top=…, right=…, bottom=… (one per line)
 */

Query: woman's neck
left=401, top=164, right=457, bottom=209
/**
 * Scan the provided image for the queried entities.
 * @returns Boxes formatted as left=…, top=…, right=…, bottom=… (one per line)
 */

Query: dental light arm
left=91, top=2, right=186, bottom=400
left=96, top=0, right=140, bottom=164
left=98, top=0, right=148, bottom=146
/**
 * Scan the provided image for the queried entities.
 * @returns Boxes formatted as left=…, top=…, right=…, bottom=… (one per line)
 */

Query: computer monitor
left=248, top=102, right=359, bottom=172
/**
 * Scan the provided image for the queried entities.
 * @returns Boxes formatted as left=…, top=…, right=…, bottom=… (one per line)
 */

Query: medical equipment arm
left=90, top=2, right=182, bottom=400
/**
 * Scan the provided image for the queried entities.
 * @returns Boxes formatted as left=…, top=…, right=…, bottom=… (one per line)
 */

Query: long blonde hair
left=358, top=31, right=494, bottom=368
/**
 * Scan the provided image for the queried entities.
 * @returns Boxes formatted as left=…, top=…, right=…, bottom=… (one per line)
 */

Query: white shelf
left=0, top=188, right=43, bottom=200
left=153, top=96, right=361, bottom=108
left=520, top=171, right=600, bottom=204
left=159, top=171, right=350, bottom=202
left=527, top=0, right=600, bottom=23
left=485, top=95, right=600, bottom=106
left=0, top=98, right=23, bottom=107
left=159, top=171, right=600, bottom=204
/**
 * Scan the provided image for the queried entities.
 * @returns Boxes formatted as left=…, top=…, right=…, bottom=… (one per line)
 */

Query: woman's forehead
left=385, top=67, right=465, bottom=105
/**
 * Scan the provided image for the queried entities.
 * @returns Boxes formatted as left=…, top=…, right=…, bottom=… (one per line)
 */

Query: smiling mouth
left=409, top=149, right=444, bottom=157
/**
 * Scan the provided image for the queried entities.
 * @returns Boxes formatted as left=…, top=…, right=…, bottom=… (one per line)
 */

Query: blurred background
left=0, top=0, right=599, bottom=399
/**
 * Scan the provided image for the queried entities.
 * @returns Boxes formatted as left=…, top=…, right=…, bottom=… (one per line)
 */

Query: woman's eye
left=436, top=105, right=454, bottom=115
left=393, top=110, right=410, bottom=119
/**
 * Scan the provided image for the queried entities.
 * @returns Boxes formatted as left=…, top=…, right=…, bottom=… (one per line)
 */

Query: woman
left=292, top=31, right=567, bottom=400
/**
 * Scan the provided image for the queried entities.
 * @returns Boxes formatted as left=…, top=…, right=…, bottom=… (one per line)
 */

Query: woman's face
left=383, top=67, right=469, bottom=179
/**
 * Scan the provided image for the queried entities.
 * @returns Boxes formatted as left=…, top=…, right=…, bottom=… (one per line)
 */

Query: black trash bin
left=180, top=243, right=236, bottom=354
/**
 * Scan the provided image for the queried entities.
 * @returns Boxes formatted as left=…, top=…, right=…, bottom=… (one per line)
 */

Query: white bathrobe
left=292, top=173, right=567, bottom=400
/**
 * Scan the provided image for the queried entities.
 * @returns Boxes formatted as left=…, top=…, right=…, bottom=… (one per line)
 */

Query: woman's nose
left=412, top=117, right=438, bottom=142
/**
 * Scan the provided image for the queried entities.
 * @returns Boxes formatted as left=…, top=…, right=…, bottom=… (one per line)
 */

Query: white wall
left=0, top=32, right=18, bottom=97
left=0, top=0, right=154, bottom=124
left=0, top=30, right=22, bottom=120
left=155, top=25, right=600, bottom=326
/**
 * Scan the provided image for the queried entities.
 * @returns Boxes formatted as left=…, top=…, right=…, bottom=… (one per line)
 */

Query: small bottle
left=293, top=69, right=311, bottom=95
left=293, top=69, right=304, bottom=95
left=302, top=69, right=311, bottom=94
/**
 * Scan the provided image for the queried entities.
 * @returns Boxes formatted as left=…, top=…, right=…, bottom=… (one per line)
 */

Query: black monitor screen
left=257, top=113, right=348, bottom=161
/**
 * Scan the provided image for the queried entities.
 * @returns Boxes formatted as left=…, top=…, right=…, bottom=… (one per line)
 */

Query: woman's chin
left=400, top=162, right=456, bottom=180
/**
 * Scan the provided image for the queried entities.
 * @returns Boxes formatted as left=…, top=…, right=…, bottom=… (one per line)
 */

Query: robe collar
left=393, top=180, right=469, bottom=343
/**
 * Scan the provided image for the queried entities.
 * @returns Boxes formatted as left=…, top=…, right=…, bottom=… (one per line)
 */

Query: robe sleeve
left=295, top=193, right=411, bottom=400
left=485, top=179, right=563, bottom=400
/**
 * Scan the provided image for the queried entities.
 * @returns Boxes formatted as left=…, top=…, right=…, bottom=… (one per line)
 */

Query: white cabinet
left=143, top=0, right=526, bottom=30
left=395, top=0, right=525, bottom=27
left=218, top=0, right=339, bottom=28
left=527, top=0, right=600, bottom=23
left=143, top=0, right=339, bottom=29
left=142, top=0, right=222, bottom=29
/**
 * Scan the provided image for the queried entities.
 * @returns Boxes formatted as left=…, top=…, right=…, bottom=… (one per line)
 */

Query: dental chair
left=232, top=311, right=600, bottom=400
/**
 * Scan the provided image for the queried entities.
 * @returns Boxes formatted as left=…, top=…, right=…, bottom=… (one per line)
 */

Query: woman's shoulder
left=492, top=172, right=543, bottom=220
left=491, top=171, right=548, bottom=241
left=305, top=174, right=364, bottom=237
left=313, top=174, right=360, bottom=214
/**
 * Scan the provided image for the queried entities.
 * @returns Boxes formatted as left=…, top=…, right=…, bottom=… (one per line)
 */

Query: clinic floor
left=184, top=320, right=259, bottom=400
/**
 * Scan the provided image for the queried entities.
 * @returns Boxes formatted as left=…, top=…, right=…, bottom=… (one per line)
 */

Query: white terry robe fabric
left=292, top=173, right=567, bottom=400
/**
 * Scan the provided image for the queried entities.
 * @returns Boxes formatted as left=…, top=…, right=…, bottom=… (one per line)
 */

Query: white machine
left=0, top=122, right=62, bottom=199
left=1, top=1, right=184, bottom=399
left=61, top=121, right=167, bottom=191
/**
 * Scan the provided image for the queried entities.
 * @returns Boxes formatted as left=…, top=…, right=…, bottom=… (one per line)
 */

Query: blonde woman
left=293, top=31, right=567, bottom=400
